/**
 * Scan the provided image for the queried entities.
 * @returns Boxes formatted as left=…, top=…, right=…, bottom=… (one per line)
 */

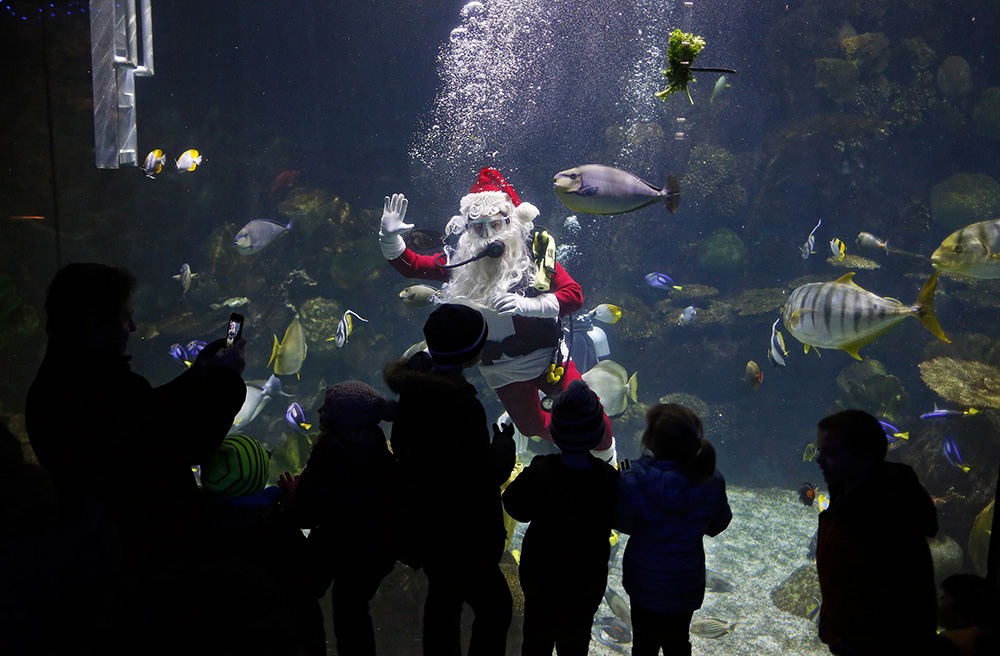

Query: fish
left=645, top=272, right=682, bottom=291
left=678, top=305, right=697, bottom=326
left=209, top=297, right=250, bottom=310
left=710, top=75, right=731, bottom=103
left=232, top=374, right=285, bottom=430
left=781, top=271, right=949, bottom=360
left=175, top=148, right=202, bottom=172
left=744, top=360, right=762, bottom=390
left=802, top=443, right=817, bottom=462
left=269, top=316, right=307, bottom=378
left=399, top=284, right=441, bottom=306
left=285, top=401, right=312, bottom=431
left=690, top=617, right=736, bottom=639
left=406, top=229, right=445, bottom=254
left=142, top=149, right=166, bottom=178
left=816, top=492, right=830, bottom=511
left=878, top=419, right=909, bottom=442
left=829, top=237, right=846, bottom=262
left=587, top=303, right=623, bottom=324
left=169, top=343, right=191, bottom=367
left=185, top=339, right=207, bottom=360
left=942, top=435, right=971, bottom=473
left=171, top=263, right=197, bottom=298
left=595, top=617, right=632, bottom=643
left=767, top=318, right=788, bottom=368
left=402, top=339, right=428, bottom=360
left=234, top=219, right=292, bottom=255
left=920, top=406, right=979, bottom=420
left=328, top=309, right=368, bottom=348
left=604, top=589, right=631, bottom=625
left=806, top=601, right=821, bottom=622
left=931, top=219, right=1000, bottom=279
left=581, top=360, right=637, bottom=416
left=705, top=568, right=734, bottom=593
left=856, top=232, right=889, bottom=253
left=553, top=164, right=680, bottom=215
left=800, top=219, right=822, bottom=259
left=798, top=482, right=818, bottom=506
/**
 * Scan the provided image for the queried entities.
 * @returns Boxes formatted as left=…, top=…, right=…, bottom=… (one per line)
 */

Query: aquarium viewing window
left=89, top=0, right=154, bottom=168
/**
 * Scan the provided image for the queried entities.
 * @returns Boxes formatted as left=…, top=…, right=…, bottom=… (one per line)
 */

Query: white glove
left=494, top=292, right=560, bottom=318
left=379, top=193, right=413, bottom=260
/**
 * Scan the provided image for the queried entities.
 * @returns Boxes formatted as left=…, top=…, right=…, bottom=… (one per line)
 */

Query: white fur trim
left=590, top=436, right=617, bottom=467
left=460, top=191, right=512, bottom=215
left=515, top=201, right=539, bottom=224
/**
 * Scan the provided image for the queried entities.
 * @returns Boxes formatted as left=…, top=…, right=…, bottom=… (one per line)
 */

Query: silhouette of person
left=384, top=303, right=516, bottom=656
left=25, top=262, right=246, bottom=654
left=815, top=409, right=938, bottom=656
left=615, top=403, right=731, bottom=656
left=502, top=379, right=620, bottom=656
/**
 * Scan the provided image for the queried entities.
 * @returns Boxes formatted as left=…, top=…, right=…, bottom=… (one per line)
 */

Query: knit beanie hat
left=319, top=381, right=389, bottom=431
left=422, top=303, right=488, bottom=368
left=550, top=380, right=606, bottom=452
left=201, top=434, right=269, bottom=497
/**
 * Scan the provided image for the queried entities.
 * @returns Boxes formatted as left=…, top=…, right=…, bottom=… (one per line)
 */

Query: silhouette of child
left=815, top=409, right=938, bottom=656
left=614, top=403, right=732, bottom=656
left=384, top=303, right=516, bottom=656
left=291, top=381, right=399, bottom=656
left=502, top=379, right=620, bottom=656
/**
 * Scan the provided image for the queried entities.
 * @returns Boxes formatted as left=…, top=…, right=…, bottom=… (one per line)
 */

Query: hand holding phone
left=225, top=313, right=244, bottom=350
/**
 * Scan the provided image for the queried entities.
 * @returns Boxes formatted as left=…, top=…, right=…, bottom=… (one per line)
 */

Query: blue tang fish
left=553, top=164, right=680, bottom=215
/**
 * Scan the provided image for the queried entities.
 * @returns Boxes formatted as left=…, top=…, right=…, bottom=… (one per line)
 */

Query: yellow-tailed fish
left=143, top=149, right=166, bottom=178
left=829, top=237, right=846, bottom=262
left=931, top=219, right=1000, bottom=279
left=175, top=149, right=202, bottom=172
left=588, top=303, right=622, bottom=324
left=856, top=232, right=888, bottom=253
left=327, top=309, right=368, bottom=348
left=269, top=316, right=307, bottom=378
left=816, top=492, right=830, bottom=512
left=781, top=271, right=949, bottom=360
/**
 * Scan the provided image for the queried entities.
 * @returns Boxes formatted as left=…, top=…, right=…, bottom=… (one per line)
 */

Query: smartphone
left=225, top=313, right=244, bottom=350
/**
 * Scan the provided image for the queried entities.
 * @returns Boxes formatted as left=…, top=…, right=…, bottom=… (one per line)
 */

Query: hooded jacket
left=614, top=456, right=732, bottom=614
left=816, top=461, right=938, bottom=650
left=384, top=356, right=515, bottom=566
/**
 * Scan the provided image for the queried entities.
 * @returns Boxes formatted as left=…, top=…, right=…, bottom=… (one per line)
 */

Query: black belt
left=480, top=322, right=562, bottom=365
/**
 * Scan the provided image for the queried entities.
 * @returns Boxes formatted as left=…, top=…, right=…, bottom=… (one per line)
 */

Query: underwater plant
left=656, top=29, right=735, bottom=104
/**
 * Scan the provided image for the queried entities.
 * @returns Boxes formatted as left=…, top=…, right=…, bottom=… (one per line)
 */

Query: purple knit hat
left=319, top=381, right=388, bottom=431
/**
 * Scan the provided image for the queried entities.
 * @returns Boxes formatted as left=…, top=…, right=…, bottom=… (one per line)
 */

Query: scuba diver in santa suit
left=378, top=167, right=617, bottom=465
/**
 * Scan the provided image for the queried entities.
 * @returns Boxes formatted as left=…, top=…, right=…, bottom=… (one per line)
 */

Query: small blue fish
left=878, top=419, right=909, bottom=442
left=920, top=406, right=979, bottom=420
left=234, top=219, right=292, bottom=255
left=942, top=435, right=971, bottom=473
left=169, top=343, right=190, bottom=366
left=185, top=340, right=207, bottom=359
left=285, top=402, right=312, bottom=431
left=800, top=219, right=821, bottom=259
left=678, top=305, right=697, bottom=326
left=645, top=272, right=682, bottom=291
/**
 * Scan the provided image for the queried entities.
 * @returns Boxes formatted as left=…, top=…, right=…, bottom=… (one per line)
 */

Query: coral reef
left=841, top=32, right=889, bottom=74
left=697, top=228, right=747, bottom=277
left=729, top=288, right=788, bottom=317
left=833, top=359, right=907, bottom=420
left=936, top=56, right=973, bottom=99
left=930, top=173, right=1000, bottom=232
left=918, top=357, right=1000, bottom=409
left=815, top=58, right=859, bottom=102
left=826, top=254, right=881, bottom=270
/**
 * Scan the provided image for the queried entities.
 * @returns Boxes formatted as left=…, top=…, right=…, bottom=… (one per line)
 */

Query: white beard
left=441, top=221, right=534, bottom=310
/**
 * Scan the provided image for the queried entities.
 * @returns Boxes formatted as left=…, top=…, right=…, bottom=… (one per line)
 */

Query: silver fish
left=210, top=297, right=250, bottom=311
left=604, top=588, right=631, bottom=625
left=800, top=219, right=821, bottom=259
left=171, top=263, right=197, bottom=298
left=143, top=149, right=167, bottom=178
left=234, top=219, right=292, bottom=255
left=332, top=310, right=368, bottom=348
left=581, top=360, right=637, bottom=416
left=710, top=75, right=731, bottom=103
left=767, top=318, right=787, bottom=368
left=781, top=272, right=948, bottom=360
left=595, top=616, right=632, bottom=643
left=856, top=231, right=888, bottom=253
left=232, top=374, right=286, bottom=430
left=399, top=284, right=440, bottom=306
left=931, top=219, right=1000, bottom=279
left=690, top=617, right=736, bottom=639
left=705, top=568, right=734, bottom=592
left=553, top=164, right=680, bottom=215
left=678, top=305, right=697, bottom=326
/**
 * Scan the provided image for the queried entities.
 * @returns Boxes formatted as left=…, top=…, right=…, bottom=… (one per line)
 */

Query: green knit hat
left=201, top=434, right=269, bottom=497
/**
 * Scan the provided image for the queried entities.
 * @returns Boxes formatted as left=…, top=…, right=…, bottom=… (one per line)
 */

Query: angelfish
left=269, top=316, right=307, bottom=378
left=781, top=271, right=949, bottom=360
left=800, top=219, right=821, bottom=259
left=553, top=164, right=680, bottom=215
left=175, top=149, right=202, bottom=171
left=328, top=310, right=368, bottom=348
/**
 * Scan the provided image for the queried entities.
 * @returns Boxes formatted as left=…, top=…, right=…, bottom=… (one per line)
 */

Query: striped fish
left=781, top=272, right=949, bottom=360
left=690, top=617, right=736, bottom=639
left=931, top=219, right=1000, bottom=279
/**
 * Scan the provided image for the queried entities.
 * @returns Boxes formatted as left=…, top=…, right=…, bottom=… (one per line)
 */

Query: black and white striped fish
left=800, top=219, right=822, bottom=259
left=781, top=272, right=949, bottom=360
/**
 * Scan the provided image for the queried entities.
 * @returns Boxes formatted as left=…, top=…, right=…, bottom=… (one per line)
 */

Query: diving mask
left=466, top=201, right=513, bottom=238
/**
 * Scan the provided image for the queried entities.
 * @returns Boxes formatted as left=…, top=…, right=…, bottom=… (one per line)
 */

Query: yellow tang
left=268, top=316, right=307, bottom=378
left=782, top=271, right=949, bottom=360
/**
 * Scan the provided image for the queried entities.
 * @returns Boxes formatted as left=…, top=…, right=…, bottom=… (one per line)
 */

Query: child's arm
left=706, top=480, right=733, bottom=537
left=500, top=460, right=535, bottom=522
left=490, top=422, right=516, bottom=486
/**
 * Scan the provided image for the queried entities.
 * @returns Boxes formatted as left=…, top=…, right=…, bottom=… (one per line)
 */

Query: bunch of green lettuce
left=656, top=29, right=706, bottom=104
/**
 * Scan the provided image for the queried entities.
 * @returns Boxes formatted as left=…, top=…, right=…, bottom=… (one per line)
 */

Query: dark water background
left=1, top=0, right=998, bottom=607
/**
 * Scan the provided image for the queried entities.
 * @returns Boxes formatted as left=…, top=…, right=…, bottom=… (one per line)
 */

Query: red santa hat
left=460, top=167, right=539, bottom=225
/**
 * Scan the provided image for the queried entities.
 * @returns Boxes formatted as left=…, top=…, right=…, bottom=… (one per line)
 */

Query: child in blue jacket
left=615, top=403, right=732, bottom=656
